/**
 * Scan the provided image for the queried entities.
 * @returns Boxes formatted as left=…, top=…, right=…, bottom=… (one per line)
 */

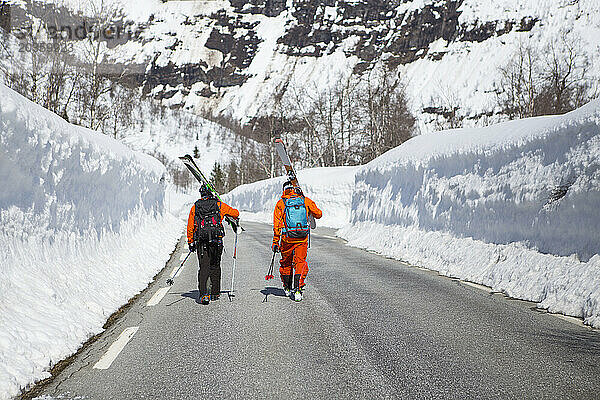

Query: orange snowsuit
left=187, top=199, right=240, bottom=245
left=273, top=189, right=322, bottom=289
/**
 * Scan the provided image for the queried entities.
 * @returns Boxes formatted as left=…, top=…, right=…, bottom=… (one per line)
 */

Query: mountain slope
left=17, top=0, right=597, bottom=128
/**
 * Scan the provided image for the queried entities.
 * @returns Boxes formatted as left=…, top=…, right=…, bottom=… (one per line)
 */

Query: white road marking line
left=461, top=280, right=492, bottom=293
left=169, top=263, right=185, bottom=279
left=551, top=313, right=589, bottom=328
left=146, top=287, right=170, bottom=306
left=93, top=327, right=139, bottom=370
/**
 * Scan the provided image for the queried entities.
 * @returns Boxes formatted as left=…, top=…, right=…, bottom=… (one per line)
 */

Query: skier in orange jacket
left=272, top=181, right=322, bottom=301
left=187, top=184, right=240, bottom=305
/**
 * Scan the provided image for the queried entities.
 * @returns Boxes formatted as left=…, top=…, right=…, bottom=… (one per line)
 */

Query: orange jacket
left=273, top=190, right=322, bottom=246
left=187, top=198, right=240, bottom=244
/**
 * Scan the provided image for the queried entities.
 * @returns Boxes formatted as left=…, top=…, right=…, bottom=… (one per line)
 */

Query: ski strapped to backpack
left=282, top=196, right=310, bottom=239
left=179, top=154, right=244, bottom=233
left=273, top=138, right=316, bottom=230
left=193, top=196, right=225, bottom=244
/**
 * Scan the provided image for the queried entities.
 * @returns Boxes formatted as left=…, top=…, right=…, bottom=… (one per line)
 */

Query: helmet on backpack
left=282, top=180, right=293, bottom=191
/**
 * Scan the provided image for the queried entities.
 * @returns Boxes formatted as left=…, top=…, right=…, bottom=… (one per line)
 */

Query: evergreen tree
left=210, top=162, right=226, bottom=193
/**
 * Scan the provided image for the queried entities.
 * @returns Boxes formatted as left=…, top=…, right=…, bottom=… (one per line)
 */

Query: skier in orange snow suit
left=272, top=181, right=322, bottom=301
left=187, top=184, right=240, bottom=305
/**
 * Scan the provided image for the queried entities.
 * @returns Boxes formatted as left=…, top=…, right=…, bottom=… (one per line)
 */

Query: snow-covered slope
left=339, top=99, right=600, bottom=327
left=118, top=103, right=240, bottom=173
left=224, top=166, right=357, bottom=229
left=0, top=83, right=184, bottom=400
left=24, top=0, right=598, bottom=129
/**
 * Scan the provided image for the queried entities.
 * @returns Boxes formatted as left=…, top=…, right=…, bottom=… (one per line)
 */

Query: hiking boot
left=210, top=294, right=220, bottom=301
left=201, top=295, right=210, bottom=305
left=293, top=289, right=303, bottom=302
left=283, top=286, right=291, bottom=297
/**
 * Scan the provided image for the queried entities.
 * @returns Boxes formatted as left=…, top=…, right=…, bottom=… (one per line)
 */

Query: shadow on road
left=260, top=286, right=288, bottom=302
left=167, top=290, right=237, bottom=305
left=261, top=287, right=287, bottom=297
left=163, top=290, right=199, bottom=306
left=536, top=328, right=600, bottom=355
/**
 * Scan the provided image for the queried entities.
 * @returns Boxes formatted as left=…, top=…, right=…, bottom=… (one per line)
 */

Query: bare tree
left=359, top=66, right=415, bottom=161
left=76, top=0, right=129, bottom=130
left=426, top=81, right=464, bottom=130
left=496, top=33, right=596, bottom=119
left=496, top=42, right=539, bottom=119
left=536, top=32, right=595, bottom=115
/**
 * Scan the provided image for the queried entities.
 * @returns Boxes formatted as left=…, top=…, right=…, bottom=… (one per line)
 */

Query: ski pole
left=265, top=250, right=276, bottom=280
left=229, top=230, right=238, bottom=301
left=167, top=250, right=192, bottom=286
left=263, top=249, right=277, bottom=302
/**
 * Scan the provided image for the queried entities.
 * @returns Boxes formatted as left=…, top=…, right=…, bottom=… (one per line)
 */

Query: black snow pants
left=197, top=242, right=224, bottom=297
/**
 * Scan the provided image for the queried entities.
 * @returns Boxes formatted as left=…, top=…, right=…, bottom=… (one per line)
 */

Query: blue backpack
left=283, top=196, right=310, bottom=239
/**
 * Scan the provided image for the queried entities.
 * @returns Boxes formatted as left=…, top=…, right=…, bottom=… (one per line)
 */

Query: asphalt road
left=36, top=221, right=600, bottom=399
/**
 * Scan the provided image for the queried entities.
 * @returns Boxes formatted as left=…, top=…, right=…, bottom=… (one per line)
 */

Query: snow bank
left=339, top=100, right=600, bottom=327
left=0, top=83, right=183, bottom=399
left=223, top=166, right=357, bottom=229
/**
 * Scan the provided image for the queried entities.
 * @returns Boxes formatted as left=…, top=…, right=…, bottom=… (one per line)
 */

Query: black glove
left=272, top=244, right=279, bottom=253
left=189, top=242, right=196, bottom=252
left=231, top=217, right=240, bottom=233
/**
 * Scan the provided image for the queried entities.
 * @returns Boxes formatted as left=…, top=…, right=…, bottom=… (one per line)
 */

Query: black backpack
left=194, top=197, right=225, bottom=244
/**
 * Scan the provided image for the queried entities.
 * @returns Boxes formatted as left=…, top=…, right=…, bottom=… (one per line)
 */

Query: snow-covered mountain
left=6, top=0, right=598, bottom=129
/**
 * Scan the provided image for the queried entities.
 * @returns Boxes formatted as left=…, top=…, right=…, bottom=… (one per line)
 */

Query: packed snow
left=229, top=100, right=600, bottom=328
left=340, top=100, right=600, bottom=327
left=0, top=83, right=185, bottom=400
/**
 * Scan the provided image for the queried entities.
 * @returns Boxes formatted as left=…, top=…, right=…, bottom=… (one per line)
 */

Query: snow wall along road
left=0, top=83, right=182, bottom=399
left=339, top=100, right=600, bottom=328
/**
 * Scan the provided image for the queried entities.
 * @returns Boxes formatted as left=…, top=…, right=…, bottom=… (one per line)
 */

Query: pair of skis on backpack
left=274, top=138, right=317, bottom=230
left=181, top=138, right=313, bottom=302
left=180, top=138, right=312, bottom=231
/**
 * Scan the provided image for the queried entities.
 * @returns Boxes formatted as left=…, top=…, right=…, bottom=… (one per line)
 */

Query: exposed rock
left=2, top=0, right=549, bottom=111
left=230, top=0, right=288, bottom=17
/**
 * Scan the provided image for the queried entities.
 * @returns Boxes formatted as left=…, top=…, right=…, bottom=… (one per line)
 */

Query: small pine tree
left=210, top=162, right=226, bottom=193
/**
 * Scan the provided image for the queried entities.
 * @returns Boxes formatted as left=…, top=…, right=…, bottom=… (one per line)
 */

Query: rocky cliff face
left=140, top=0, right=537, bottom=105
left=4, top=0, right=600, bottom=129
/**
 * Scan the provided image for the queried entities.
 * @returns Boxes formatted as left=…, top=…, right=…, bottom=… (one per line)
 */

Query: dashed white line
left=93, top=327, right=139, bottom=370
left=146, top=287, right=171, bottom=306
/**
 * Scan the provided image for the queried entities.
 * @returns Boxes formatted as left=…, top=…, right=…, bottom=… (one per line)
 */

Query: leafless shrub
left=496, top=33, right=596, bottom=118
